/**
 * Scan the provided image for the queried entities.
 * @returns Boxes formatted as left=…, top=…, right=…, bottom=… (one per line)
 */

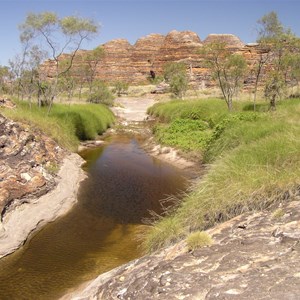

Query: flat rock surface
left=0, top=153, right=86, bottom=258
left=68, top=198, right=300, bottom=300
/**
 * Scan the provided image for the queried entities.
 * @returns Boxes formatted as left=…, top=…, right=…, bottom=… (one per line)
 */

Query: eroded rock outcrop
left=203, top=33, right=245, bottom=49
left=67, top=197, right=300, bottom=300
left=0, top=113, right=65, bottom=220
left=41, top=30, right=266, bottom=87
left=0, top=113, right=87, bottom=257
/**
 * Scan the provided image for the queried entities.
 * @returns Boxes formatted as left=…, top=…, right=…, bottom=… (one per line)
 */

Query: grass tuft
left=186, top=231, right=213, bottom=251
left=144, top=98, right=300, bottom=253
left=272, top=208, right=285, bottom=220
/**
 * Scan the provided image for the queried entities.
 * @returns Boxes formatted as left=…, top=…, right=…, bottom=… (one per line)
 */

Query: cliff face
left=41, top=30, right=265, bottom=86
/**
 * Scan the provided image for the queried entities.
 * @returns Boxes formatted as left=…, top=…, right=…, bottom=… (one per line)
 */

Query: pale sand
left=0, top=153, right=87, bottom=258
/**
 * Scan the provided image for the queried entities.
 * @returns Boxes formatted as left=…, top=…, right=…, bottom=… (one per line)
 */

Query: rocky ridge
left=42, top=30, right=265, bottom=87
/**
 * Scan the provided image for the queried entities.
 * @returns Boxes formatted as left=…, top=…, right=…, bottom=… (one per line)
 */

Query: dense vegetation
left=2, top=101, right=115, bottom=151
left=144, top=98, right=300, bottom=252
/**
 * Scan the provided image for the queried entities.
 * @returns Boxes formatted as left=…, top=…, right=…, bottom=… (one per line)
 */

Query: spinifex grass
left=2, top=100, right=115, bottom=151
left=143, top=98, right=300, bottom=253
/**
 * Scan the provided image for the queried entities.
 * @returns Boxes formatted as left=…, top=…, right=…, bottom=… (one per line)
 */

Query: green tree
left=163, top=62, right=188, bottom=98
left=0, top=66, right=10, bottom=94
left=112, top=81, right=129, bottom=97
left=201, top=42, right=247, bottom=111
left=264, top=71, right=286, bottom=110
left=19, top=12, right=99, bottom=113
left=257, top=11, right=299, bottom=110
left=251, top=46, right=271, bottom=111
left=290, top=52, right=300, bottom=96
left=81, top=46, right=104, bottom=97
left=257, top=11, right=285, bottom=41
left=87, top=80, right=114, bottom=106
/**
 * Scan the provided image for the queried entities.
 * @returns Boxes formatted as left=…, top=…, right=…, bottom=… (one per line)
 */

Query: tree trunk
left=227, top=97, right=233, bottom=111
left=269, top=95, right=276, bottom=111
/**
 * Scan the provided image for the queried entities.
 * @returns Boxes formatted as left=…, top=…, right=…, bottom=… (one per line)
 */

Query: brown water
left=0, top=135, right=187, bottom=300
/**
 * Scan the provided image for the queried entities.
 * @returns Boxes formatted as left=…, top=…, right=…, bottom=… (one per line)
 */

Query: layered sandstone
left=203, top=33, right=245, bottom=49
left=41, top=30, right=265, bottom=86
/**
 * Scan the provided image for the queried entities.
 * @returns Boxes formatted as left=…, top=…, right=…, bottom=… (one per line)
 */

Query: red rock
left=40, top=30, right=269, bottom=88
left=0, top=114, right=66, bottom=218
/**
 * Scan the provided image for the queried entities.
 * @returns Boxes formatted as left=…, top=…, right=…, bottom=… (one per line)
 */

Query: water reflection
left=0, top=135, right=187, bottom=299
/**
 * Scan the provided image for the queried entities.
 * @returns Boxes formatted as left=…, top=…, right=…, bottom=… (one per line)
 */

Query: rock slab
left=67, top=199, right=300, bottom=300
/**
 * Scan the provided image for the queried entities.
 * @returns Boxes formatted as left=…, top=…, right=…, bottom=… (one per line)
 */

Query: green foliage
left=256, top=11, right=300, bottom=110
left=2, top=100, right=115, bottom=151
left=60, top=16, right=98, bottom=35
left=163, top=62, right=188, bottom=98
left=148, top=98, right=228, bottom=124
left=186, top=231, right=213, bottom=251
left=200, top=42, right=247, bottom=111
left=141, top=217, right=186, bottom=253
left=169, top=73, right=188, bottom=98
left=79, top=46, right=105, bottom=94
left=112, top=81, right=129, bottom=96
left=0, top=65, right=10, bottom=93
left=19, top=11, right=99, bottom=112
left=257, top=11, right=287, bottom=42
left=264, top=71, right=287, bottom=110
left=144, top=98, right=300, bottom=252
left=87, top=81, right=115, bottom=106
left=153, top=119, right=211, bottom=152
left=164, top=62, right=186, bottom=81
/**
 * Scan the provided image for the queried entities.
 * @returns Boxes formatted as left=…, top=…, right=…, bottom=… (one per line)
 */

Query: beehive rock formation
left=41, top=30, right=264, bottom=86
left=203, top=33, right=245, bottom=49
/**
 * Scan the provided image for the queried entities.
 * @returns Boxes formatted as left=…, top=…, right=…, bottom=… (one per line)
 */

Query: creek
left=0, top=135, right=188, bottom=300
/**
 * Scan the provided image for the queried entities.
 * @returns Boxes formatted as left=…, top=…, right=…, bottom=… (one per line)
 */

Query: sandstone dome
left=203, top=34, right=244, bottom=48
left=165, top=30, right=202, bottom=45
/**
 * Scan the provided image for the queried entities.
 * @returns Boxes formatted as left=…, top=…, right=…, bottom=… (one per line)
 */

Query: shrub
left=88, top=81, right=114, bottom=106
left=163, top=62, right=188, bottom=98
left=112, top=81, right=129, bottom=96
left=153, top=119, right=211, bottom=152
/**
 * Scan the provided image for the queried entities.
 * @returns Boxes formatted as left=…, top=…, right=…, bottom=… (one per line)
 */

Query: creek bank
left=0, top=113, right=86, bottom=258
left=111, top=95, right=199, bottom=173
left=62, top=197, right=300, bottom=300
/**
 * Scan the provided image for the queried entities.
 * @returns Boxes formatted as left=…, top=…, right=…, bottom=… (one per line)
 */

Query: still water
left=0, top=135, right=187, bottom=299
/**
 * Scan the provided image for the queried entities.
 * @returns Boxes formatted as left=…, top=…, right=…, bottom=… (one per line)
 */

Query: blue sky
left=0, top=0, right=299, bottom=65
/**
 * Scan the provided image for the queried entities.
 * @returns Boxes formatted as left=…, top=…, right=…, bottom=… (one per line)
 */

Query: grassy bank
left=2, top=101, right=115, bottom=151
left=144, top=98, right=300, bottom=252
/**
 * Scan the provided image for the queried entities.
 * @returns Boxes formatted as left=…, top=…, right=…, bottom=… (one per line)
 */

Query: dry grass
left=186, top=231, right=213, bottom=251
